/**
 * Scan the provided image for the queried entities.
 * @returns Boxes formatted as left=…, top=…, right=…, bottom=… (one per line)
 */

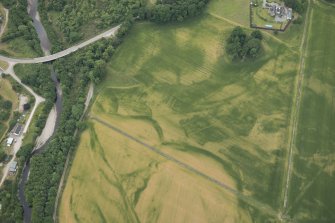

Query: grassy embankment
left=286, top=2, right=335, bottom=221
left=0, top=4, right=7, bottom=36
left=59, top=0, right=303, bottom=222
left=0, top=35, right=41, bottom=58
left=0, top=78, right=18, bottom=140
left=0, top=60, right=8, bottom=70
left=0, top=2, right=42, bottom=58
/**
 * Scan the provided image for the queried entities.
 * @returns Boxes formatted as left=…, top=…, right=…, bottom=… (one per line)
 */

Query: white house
left=6, top=137, right=14, bottom=147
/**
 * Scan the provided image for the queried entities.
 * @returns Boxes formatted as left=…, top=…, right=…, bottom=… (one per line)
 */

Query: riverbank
left=17, top=1, right=62, bottom=222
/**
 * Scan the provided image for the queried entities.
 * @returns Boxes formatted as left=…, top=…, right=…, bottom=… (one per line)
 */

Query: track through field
left=90, top=116, right=278, bottom=218
left=281, top=0, right=313, bottom=216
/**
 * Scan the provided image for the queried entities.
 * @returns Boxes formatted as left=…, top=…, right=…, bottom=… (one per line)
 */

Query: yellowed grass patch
left=0, top=60, right=8, bottom=70
left=59, top=120, right=249, bottom=223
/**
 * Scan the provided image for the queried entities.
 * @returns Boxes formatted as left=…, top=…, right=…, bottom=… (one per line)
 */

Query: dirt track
left=0, top=7, right=8, bottom=38
left=90, top=115, right=278, bottom=218
left=281, top=0, right=312, bottom=215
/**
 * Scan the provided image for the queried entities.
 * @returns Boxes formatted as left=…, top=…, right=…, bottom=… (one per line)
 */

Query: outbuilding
left=14, top=124, right=22, bottom=136
left=9, top=161, right=18, bottom=173
left=6, top=137, right=14, bottom=147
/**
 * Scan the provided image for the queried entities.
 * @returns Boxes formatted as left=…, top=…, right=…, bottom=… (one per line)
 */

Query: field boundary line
left=281, top=0, right=312, bottom=217
left=208, top=12, right=247, bottom=28
left=90, top=115, right=279, bottom=218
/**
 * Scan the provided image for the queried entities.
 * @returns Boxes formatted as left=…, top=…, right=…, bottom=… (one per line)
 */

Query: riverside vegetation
left=0, top=0, right=42, bottom=57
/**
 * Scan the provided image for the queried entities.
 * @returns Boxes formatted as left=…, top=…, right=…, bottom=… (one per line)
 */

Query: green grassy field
left=0, top=78, right=18, bottom=140
left=286, top=2, right=335, bottom=221
left=59, top=0, right=303, bottom=220
left=0, top=4, right=41, bottom=58
left=207, top=0, right=250, bottom=26
left=0, top=37, right=41, bottom=58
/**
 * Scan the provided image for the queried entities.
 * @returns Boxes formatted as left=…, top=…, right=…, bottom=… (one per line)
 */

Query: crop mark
left=90, top=115, right=278, bottom=218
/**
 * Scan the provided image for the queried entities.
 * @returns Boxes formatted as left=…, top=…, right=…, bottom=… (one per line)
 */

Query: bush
left=149, top=0, right=209, bottom=23
left=293, top=16, right=303, bottom=24
left=225, top=27, right=263, bottom=61
left=2, top=100, right=12, bottom=110
left=0, top=150, right=7, bottom=163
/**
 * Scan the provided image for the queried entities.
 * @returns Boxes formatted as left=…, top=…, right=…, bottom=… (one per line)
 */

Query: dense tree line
left=38, top=0, right=209, bottom=45
left=0, top=0, right=42, bottom=55
left=148, top=0, right=209, bottom=22
left=0, top=180, right=22, bottom=222
left=15, top=64, right=57, bottom=140
left=0, top=95, right=12, bottom=121
left=284, top=0, right=307, bottom=13
left=40, top=0, right=144, bottom=44
left=0, top=65, right=54, bottom=222
left=23, top=20, right=133, bottom=223
left=226, top=27, right=263, bottom=61
left=0, top=96, right=12, bottom=163
left=38, top=2, right=64, bottom=53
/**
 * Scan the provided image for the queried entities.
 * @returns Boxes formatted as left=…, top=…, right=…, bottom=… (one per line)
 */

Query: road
left=0, top=63, right=45, bottom=187
left=90, top=116, right=278, bottom=218
left=281, top=0, right=312, bottom=216
left=0, top=23, right=120, bottom=186
left=0, top=25, right=120, bottom=64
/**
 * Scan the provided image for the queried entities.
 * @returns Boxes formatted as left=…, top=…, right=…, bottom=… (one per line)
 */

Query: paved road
left=0, top=25, right=120, bottom=64
left=0, top=63, right=45, bottom=187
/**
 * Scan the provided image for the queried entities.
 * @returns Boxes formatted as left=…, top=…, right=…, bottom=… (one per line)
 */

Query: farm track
left=281, top=0, right=312, bottom=215
left=90, top=115, right=278, bottom=218
left=0, top=7, right=8, bottom=38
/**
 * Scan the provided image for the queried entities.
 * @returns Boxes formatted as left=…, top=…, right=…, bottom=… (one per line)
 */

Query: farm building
left=8, top=161, right=17, bottom=174
left=263, top=1, right=292, bottom=22
left=13, top=124, right=22, bottom=136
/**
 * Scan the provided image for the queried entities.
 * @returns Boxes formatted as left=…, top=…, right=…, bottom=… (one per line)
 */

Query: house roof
left=7, top=138, right=14, bottom=145
left=9, top=161, right=17, bottom=172
left=14, top=124, right=22, bottom=135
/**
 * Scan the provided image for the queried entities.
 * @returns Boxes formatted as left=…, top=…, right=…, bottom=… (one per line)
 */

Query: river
left=18, top=1, right=62, bottom=222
